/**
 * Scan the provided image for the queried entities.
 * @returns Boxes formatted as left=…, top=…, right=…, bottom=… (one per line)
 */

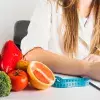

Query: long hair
left=90, top=0, right=100, bottom=54
left=50, top=0, right=100, bottom=57
left=59, top=0, right=78, bottom=57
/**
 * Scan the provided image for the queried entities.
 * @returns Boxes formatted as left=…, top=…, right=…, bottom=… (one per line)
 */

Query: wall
left=0, top=0, right=37, bottom=51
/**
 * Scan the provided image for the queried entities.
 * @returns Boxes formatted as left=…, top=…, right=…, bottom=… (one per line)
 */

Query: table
left=1, top=83, right=100, bottom=100
left=1, top=74, right=100, bottom=100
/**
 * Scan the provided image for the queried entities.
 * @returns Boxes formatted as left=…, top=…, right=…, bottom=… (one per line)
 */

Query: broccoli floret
left=0, top=71, right=12, bottom=97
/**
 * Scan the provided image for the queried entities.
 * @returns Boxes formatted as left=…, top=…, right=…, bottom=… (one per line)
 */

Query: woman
left=21, top=0, right=100, bottom=81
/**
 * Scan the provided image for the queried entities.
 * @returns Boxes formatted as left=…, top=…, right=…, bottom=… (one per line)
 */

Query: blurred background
left=0, top=0, right=38, bottom=51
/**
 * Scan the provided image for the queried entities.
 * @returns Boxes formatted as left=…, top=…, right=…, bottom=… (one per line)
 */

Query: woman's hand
left=83, top=54, right=100, bottom=63
left=86, top=62, right=100, bottom=81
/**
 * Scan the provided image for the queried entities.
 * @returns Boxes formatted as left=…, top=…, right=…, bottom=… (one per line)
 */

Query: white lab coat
left=21, top=0, right=94, bottom=59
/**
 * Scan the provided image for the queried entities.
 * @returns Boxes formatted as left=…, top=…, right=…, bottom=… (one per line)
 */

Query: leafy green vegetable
left=0, top=71, right=12, bottom=97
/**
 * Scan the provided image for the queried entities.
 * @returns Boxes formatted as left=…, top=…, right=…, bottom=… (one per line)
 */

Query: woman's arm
left=24, top=48, right=91, bottom=77
left=24, top=48, right=100, bottom=81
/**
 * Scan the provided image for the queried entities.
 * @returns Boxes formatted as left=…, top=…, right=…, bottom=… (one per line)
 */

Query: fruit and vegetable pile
left=0, top=40, right=55, bottom=97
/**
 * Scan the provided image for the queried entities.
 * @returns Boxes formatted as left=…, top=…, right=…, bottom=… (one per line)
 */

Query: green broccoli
left=0, top=71, right=12, bottom=97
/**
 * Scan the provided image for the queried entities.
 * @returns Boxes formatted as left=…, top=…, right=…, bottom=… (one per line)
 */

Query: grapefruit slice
left=27, top=61, right=55, bottom=90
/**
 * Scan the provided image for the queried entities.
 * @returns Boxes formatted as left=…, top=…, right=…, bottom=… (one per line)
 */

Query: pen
left=89, top=82, right=100, bottom=91
left=78, top=76, right=100, bottom=91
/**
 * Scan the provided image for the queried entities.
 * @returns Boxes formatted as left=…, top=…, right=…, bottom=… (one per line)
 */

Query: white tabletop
left=1, top=86, right=100, bottom=100
left=1, top=74, right=100, bottom=100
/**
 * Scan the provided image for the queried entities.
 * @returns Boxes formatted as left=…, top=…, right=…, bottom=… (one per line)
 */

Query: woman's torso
left=48, top=1, right=94, bottom=59
left=21, top=0, right=94, bottom=60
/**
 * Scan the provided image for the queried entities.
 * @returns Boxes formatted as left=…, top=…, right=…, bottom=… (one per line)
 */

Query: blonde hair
left=50, top=0, right=100, bottom=57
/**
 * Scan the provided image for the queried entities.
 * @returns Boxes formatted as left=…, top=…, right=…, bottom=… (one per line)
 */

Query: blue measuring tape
left=52, top=76, right=90, bottom=88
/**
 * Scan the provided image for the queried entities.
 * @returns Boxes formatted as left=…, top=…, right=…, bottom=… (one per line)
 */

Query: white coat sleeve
left=21, top=0, right=51, bottom=55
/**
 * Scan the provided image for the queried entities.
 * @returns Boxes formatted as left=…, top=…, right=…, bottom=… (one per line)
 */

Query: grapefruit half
left=27, top=61, right=55, bottom=90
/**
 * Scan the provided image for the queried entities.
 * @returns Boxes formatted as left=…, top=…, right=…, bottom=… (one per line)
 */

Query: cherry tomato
left=8, top=70, right=28, bottom=91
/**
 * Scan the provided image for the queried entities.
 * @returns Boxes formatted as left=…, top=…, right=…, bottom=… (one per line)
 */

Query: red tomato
left=8, top=70, right=28, bottom=91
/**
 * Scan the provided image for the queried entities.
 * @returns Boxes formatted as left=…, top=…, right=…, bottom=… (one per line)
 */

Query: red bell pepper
left=0, top=40, right=22, bottom=73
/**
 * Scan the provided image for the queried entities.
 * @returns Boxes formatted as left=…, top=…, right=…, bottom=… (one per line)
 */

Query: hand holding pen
left=83, top=45, right=100, bottom=91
